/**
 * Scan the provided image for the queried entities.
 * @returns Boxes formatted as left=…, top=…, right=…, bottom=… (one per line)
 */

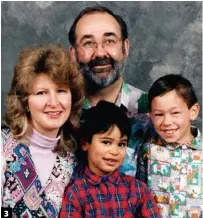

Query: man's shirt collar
left=83, top=81, right=129, bottom=109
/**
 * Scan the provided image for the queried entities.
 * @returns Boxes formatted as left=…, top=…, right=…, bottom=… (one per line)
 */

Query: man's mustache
left=88, top=57, right=115, bottom=68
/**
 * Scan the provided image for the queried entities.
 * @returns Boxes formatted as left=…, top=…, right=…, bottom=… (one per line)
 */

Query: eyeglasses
left=77, top=37, right=122, bottom=53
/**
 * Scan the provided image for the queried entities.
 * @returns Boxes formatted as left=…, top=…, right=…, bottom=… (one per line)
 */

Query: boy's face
left=150, top=90, right=199, bottom=144
left=82, top=125, right=128, bottom=176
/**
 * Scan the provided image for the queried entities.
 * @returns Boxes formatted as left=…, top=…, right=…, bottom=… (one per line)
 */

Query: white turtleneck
left=28, top=129, right=60, bottom=187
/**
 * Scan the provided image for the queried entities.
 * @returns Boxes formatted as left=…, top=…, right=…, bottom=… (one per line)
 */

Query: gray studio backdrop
left=1, top=1, right=202, bottom=130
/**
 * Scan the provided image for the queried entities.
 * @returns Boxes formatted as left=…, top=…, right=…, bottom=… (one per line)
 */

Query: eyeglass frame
left=75, top=33, right=123, bottom=52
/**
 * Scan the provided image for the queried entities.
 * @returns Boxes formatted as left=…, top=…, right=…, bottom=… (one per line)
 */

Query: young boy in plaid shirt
left=60, top=101, right=160, bottom=218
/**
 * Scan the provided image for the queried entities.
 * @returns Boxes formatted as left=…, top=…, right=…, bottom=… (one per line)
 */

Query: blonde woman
left=2, top=44, right=84, bottom=217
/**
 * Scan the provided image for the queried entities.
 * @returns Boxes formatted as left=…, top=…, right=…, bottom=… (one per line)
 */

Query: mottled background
left=1, top=1, right=202, bottom=130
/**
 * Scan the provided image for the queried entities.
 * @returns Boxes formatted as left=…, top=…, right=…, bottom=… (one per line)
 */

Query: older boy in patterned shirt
left=136, top=74, right=202, bottom=217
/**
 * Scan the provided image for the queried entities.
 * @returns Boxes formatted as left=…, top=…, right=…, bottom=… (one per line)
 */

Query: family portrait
left=1, top=1, right=202, bottom=217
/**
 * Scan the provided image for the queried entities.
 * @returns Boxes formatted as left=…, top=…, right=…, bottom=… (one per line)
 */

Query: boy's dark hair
left=148, top=74, right=198, bottom=112
left=75, top=100, right=131, bottom=174
left=68, top=6, right=128, bottom=46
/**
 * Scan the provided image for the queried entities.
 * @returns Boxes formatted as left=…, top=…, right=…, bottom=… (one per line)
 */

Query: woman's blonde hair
left=5, top=44, right=84, bottom=153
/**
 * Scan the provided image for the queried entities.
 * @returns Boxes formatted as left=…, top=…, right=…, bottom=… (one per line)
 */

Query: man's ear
left=190, top=103, right=200, bottom=121
left=69, top=46, right=77, bottom=62
left=124, top=39, right=130, bottom=57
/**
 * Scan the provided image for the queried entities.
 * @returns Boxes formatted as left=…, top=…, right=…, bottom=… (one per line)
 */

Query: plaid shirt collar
left=84, top=167, right=121, bottom=186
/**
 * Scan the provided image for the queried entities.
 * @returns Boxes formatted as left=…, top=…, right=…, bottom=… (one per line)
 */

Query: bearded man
left=68, top=6, right=151, bottom=176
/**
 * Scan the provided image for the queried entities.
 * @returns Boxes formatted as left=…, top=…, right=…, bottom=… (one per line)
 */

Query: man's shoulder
left=122, top=82, right=148, bottom=114
left=123, top=83, right=146, bottom=96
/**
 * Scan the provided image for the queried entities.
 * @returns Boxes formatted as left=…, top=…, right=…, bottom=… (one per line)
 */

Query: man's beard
left=77, top=56, right=126, bottom=93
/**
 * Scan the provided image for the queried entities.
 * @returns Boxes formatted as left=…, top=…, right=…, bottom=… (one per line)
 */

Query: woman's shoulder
left=1, top=127, right=24, bottom=155
left=58, top=151, right=75, bottom=161
left=1, top=127, right=12, bottom=145
left=57, top=151, right=77, bottom=171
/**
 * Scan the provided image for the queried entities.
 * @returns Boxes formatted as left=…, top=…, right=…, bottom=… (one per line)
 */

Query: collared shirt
left=136, top=127, right=203, bottom=217
left=83, top=81, right=151, bottom=176
left=60, top=167, right=161, bottom=218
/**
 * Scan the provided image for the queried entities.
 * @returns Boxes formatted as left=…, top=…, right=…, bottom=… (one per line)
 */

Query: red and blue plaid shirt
left=60, top=167, right=160, bottom=217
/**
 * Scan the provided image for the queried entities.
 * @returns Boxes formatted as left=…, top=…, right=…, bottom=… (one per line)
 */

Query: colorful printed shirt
left=83, top=81, right=151, bottom=176
left=60, top=167, right=161, bottom=218
left=2, top=128, right=76, bottom=218
left=136, top=127, right=203, bottom=218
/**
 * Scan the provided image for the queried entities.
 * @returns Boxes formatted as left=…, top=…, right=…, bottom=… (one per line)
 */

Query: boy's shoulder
left=120, top=172, right=148, bottom=188
left=63, top=174, right=85, bottom=198
left=191, top=126, right=202, bottom=149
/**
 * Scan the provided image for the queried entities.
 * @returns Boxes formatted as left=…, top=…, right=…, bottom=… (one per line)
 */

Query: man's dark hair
left=148, top=74, right=198, bottom=112
left=68, top=6, right=128, bottom=46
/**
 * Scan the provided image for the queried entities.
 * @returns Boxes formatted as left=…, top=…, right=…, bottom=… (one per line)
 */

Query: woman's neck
left=28, top=128, right=60, bottom=150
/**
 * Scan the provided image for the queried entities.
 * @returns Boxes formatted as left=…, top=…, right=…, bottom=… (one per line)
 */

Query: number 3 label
left=1, top=208, right=12, bottom=218
left=4, top=210, right=8, bottom=217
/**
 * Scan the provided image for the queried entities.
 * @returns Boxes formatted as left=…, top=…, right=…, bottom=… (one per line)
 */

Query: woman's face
left=28, top=74, right=72, bottom=138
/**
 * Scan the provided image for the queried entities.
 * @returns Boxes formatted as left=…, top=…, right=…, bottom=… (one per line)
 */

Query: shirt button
left=107, top=193, right=112, bottom=200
